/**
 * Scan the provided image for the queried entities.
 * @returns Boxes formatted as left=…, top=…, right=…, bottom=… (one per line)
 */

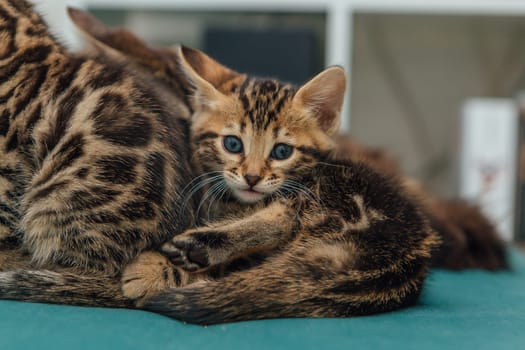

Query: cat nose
left=244, top=174, right=261, bottom=187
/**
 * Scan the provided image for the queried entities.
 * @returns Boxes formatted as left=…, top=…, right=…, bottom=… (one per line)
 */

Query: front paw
left=162, top=235, right=210, bottom=272
left=121, top=252, right=188, bottom=306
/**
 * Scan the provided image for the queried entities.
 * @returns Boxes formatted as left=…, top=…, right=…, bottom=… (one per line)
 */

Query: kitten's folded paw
left=122, top=251, right=188, bottom=306
left=162, top=235, right=210, bottom=272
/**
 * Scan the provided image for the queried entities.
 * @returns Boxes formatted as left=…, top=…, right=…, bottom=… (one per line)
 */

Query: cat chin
left=234, top=189, right=265, bottom=204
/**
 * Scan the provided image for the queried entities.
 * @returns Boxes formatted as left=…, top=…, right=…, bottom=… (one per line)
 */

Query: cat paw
left=162, top=235, right=210, bottom=272
left=121, top=251, right=188, bottom=306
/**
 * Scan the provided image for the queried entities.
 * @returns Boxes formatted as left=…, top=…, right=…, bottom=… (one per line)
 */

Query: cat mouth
left=235, top=188, right=265, bottom=203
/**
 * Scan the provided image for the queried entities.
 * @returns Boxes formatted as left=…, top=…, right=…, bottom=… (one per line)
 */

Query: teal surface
left=1, top=249, right=524, bottom=350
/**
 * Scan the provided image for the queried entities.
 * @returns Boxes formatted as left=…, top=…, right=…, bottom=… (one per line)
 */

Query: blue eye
left=271, top=143, right=293, bottom=160
left=223, top=136, right=243, bottom=154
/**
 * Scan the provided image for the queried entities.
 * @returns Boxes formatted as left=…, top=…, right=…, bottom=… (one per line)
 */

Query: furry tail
left=143, top=275, right=423, bottom=325
left=429, top=200, right=508, bottom=270
left=0, top=269, right=131, bottom=308
left=143, top=256, right=428, bottom=325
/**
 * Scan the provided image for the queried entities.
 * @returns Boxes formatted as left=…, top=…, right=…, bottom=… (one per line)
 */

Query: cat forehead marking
left=238, top=78, right=295, bottom=131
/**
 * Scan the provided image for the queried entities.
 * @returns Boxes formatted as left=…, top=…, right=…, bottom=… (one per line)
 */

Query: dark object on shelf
left=204, top=27, right=320, bottom=85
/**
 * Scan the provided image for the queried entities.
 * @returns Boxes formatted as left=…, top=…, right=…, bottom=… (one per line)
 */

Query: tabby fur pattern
left=0, top=0, right=195, bottom=306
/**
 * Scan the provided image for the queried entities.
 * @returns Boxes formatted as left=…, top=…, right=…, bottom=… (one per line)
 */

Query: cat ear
left=67, top=7, right=166, bottom=70
left=293, top=66, right=346, bottom=136
left=176, top=45, right=240, bottom=108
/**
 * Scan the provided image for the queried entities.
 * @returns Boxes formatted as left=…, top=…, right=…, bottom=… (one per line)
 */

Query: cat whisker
left=195, top=181, right=225, bottom=221
left=206, top=182, right=229, bottom=222
left=282, top=180, right=327, bottom=218
left=204, top=181, right=227, bottom=221
left=181, top=174, right=224, bottom=215
left=183, top=175, right=223, bottom=201
left=287, top=179, right=322, bottom=203
left=282, top=180, right=320, bottom=203
left=180, top=171, right=224, bottom=196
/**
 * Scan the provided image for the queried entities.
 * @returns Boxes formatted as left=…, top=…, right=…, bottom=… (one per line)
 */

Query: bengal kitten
left=112, top=43, right=440, bottom=323
left=0, top=0, right=196, bottom=306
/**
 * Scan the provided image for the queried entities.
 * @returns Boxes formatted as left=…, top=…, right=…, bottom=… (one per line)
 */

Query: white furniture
left=460, top=98, right=519, bottom=241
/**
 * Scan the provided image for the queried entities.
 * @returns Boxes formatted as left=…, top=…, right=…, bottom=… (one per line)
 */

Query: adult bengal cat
left=0, top=0, right=195, bottom=306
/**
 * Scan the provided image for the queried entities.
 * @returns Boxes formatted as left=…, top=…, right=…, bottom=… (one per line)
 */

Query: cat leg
left=162, top=200, right=296, bottom=271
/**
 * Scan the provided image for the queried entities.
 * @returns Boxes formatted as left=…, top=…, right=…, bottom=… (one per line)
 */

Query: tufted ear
left=176, top=45, right=241, bottom=108
left=67, top=7, right=168, bottom=71
left=293, top=66, right=346, bottom=136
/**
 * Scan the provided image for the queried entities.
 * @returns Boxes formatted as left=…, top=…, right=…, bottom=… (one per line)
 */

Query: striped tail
left=143, top=256, right=429, bottom=325
left=0, top=269, right=131, bottom=308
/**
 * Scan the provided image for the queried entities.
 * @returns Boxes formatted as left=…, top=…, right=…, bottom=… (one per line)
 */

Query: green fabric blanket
left=1, top=248, right=524, bottom=350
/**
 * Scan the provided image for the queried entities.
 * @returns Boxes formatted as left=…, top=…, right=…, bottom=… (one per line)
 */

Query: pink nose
left=244, top=174, right=261, bottom=187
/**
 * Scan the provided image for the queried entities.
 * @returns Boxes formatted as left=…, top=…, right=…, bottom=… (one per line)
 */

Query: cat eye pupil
left=271, top=143, right=293, bottom=160
left=223, top=136, right=243, bottom=154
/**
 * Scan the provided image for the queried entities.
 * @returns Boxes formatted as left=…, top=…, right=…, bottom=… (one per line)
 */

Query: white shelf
left=80, top=0, right=525, bottom=14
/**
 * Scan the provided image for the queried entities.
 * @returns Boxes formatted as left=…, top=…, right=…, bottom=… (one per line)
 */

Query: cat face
left=180, top=47, right=347, bottom=204
left=190, top=79, right=324, bottom=203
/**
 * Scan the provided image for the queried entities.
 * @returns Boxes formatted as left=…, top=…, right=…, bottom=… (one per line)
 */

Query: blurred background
left=33, top=0, right=525, bottom=243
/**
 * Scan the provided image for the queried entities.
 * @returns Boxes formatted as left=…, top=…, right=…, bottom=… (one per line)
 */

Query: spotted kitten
left=0, top=0, right=195, bottom=306
left=116, top=45, right=440, bottom=323
left=72, top=8, right=439, bottom=323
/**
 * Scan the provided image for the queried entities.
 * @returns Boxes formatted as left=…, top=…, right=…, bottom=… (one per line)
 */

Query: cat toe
left=161, top=242, right=184, bottom=262
left=187, top=248, right=208, bottom=267
left=162, top=239, right=209, bottom=271
left=121, top=252, right=180, bottom=306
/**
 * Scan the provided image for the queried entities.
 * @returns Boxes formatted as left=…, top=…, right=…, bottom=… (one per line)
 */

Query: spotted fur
left=0, top=0, right=195, bottom=306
